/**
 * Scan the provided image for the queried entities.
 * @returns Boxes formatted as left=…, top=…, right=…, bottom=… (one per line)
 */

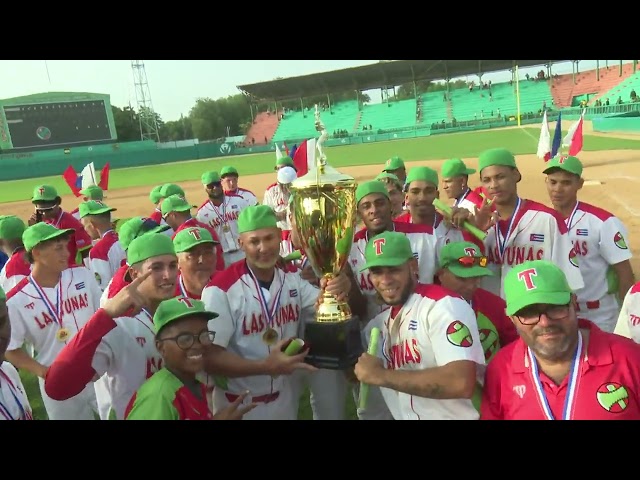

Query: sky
left=0, top=60, right=632, bottom=123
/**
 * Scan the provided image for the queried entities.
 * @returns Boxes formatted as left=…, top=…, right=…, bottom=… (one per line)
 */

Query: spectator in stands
left=631, top=89, right=637, bottom=101
left=617, top=96, right=623, bottom=105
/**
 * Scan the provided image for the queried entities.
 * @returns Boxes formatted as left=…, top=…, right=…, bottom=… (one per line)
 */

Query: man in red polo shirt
left=481, top=260, right=640, bottom=420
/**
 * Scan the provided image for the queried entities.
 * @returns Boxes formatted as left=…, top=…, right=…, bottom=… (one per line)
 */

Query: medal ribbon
left=564, top=201, right=581, bottom=232
left=210, top=198, right=227, bottom=227
left=454, top=188, right=471, bottom=207
left=28, top=275, right=63, bottom=328
left=248, top=268, right=285, bottom=331
left=0, top=369, right=30, bottom=420
left=178, top=275, right=189, bottom=299
left=527, top=331, right=583, bottom=420
left=495, top=197, right=522, bottom=261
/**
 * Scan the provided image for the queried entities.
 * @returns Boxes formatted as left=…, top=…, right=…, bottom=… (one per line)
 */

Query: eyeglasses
left=515, top=305, right=571, bottom=326
left=448, top=256, right=488, bottom=268
left=159, top=329, right=215, bottom=350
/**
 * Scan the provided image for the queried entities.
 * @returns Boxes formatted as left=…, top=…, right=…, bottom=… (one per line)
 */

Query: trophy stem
left=316, top=277, right=353, bottom=323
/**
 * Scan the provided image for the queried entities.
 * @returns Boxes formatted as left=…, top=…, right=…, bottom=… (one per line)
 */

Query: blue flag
left=551, top=111, right=562, bottom=157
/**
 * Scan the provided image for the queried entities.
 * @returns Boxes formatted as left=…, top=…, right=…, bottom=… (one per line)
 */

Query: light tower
left=131, top=60, right=160, bottom=142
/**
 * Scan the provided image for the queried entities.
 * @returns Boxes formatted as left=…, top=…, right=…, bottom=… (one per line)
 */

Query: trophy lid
left=290, top=104, right=356, bottom=191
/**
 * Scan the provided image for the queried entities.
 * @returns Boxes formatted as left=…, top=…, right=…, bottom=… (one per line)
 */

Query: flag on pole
left=62, top=162, right=110, bottom=197
left=283, top=141, right=290, bottom=157
left=551, top=111, right=563, bottom=158
left=292, top=138, right=316, bottom=177
left=563, top=109, right=585, bottom=156
left=536, top=110, right=552, bottom=161
left=275, top=143, right=283, bottom=160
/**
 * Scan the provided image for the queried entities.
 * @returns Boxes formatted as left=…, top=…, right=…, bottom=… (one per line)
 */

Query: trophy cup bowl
left=288, top=106, right=364, bottom=370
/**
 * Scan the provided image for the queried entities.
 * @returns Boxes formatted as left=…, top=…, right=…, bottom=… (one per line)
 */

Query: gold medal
left=56, top=327, right=70, bottom=343
left=222, top=224, right=231, bottom=233
left=262, top=328, right=279, bottom=346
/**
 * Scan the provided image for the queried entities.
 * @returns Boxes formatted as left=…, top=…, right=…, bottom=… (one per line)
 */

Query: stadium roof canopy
left=237, top=60, right=569, bottom=102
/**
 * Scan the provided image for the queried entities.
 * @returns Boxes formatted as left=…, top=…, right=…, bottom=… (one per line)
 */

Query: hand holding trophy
left=288, top=105, right=364, bottom=370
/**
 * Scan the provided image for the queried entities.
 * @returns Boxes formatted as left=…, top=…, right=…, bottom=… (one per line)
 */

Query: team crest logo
left=597, top=382, right=629, bottom=413
left=614, top=232, right=628, bottom=250
left=569, top=247, right=579, bottom=268
left=446, top=321, right=473, bottom=347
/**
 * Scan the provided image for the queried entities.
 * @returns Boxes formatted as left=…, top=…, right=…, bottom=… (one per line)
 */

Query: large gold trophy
left=289, top=105, right=364, bottom=370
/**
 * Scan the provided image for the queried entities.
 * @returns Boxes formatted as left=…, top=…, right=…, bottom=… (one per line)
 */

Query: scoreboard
left=0, top=92, right=117, bottom=152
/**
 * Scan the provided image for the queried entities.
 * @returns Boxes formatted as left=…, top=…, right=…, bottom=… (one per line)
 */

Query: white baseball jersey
left=350, top=222, right=439, bottom=322
left=369, top=283, right=485, bottom=420
left=226, top=187, right=258, bottom=206
left=0, top=249, right=31, bottom=294
left=0, top=362, right=33, bottom=420
left=88, top=230, right=126, bottom=292
left=6, top=266, right=103, bottom=366
left=614, top=283, right=640, bottom=341
left=196, top=194, right=249, bottom=261
left=90, top=309, right=164, bottom=420
left=563, top=202, right=632, bottom=332
left=201, top=261, right=318, bottom=420
left=395, top=212, right=464, bottom=254
left=6, top=266, right=102, bottom=420
left=70, top=207, right=81, bottom=221
left=263, top=183, right=291, bottom=231
left=482, top=198, right=584, bottom=298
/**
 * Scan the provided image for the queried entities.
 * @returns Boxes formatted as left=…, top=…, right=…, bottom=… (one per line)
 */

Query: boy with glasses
left=481, top=260, right=640, bottom=420
left=124, top=296, right=255, bottom=420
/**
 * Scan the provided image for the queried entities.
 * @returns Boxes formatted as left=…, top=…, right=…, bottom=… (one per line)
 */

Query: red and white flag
left=563, top=109, right=585, bottom=156
left=292, top=138, right=316, bottom=177
left=537, top=110, right=552, bottom=162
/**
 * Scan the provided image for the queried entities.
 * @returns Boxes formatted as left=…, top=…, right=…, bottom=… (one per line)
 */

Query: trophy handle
left=314, top=104, right=328, bottom=168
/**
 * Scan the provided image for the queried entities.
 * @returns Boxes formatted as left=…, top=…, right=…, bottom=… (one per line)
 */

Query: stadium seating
left=358, top=99, right=417, bottom=132
left=244, top=111, right=280, bottom=145
left=551, top=63, right=635, bottom=107
left=448, top=80, right=552, bottom=122
left=271, top=100, right=359, bottom=143
left=592, top=71, right=640, bottom=106
left=420, top=91, right=449, bottom=125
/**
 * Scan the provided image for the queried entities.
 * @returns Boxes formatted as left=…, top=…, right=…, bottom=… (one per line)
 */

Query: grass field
left=9, top=123, right=640, bottom=420
left=2, top=127, right=639, bottom=203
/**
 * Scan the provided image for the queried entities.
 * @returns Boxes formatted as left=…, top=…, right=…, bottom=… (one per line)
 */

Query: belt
left=225, top=391, right=280, bottom=404
left=576, top=300, right=600, bottom=311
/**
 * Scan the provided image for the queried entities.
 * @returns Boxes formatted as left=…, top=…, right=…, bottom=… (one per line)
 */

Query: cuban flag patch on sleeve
left=529, top=233, right=545, bottom=243
left=576, top=229, right=588, bottom=236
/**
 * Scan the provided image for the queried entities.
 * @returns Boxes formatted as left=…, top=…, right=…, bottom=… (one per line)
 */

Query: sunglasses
left=206, top=182, right=222, bottom=188
left=35, top=205, right=57, bottom=212
left=448, top=256, right=488, bottom=268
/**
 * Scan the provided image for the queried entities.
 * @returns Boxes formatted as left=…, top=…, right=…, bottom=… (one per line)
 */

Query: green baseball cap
left=361, top=231, right=414, bottom=272
left=160, top=183, right=185, bottom=199
left=383, top=156, right=405, bottom=171
left=0, top=216, right=26, bottom=240
left=478, top=148, right=517, bottom=173
left=118, top=217, right=170, bottom=251
left=79, top=185, right=104, bottom=200
left=201, top=171, right=221, bottom=185
left=127, top=233, right=176, bottom=266
left=438, top=241, right=493, bottom=278
left=220, top=166, right=239, bottom=177
left=542, top=155, right=583, bottom=177
left=504, top=260, right=572, bottom=316
left=441, top=158, right=476, bottom=178
left=406, top=166, right=439, bottom=187
left=150, top=185, right=163, bottom=204
left=276, top=156, right=294, bottom=168
left=356, top=180, right=390, bottom=205
left=161, top=195, right=196, bottom=217
left=238, top=205, right=277, bottom=234
left=78, top=200, right=117, bottom=219
left=22, top=223, right=74, bottom=253
left=32, top=185, right=59, bottom=203
left=173, top=227, right=218, bottom=253
left=153, top=297, right=219, bottom=335
left=375, top=172, right=403, bottom=190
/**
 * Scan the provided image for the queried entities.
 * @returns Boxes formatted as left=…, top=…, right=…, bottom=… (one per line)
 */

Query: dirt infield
left=3, top=148, right=640, bottom=273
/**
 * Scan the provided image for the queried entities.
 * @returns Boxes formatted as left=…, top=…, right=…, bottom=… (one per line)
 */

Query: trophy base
left=303, top=316, right=364, bottom=370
